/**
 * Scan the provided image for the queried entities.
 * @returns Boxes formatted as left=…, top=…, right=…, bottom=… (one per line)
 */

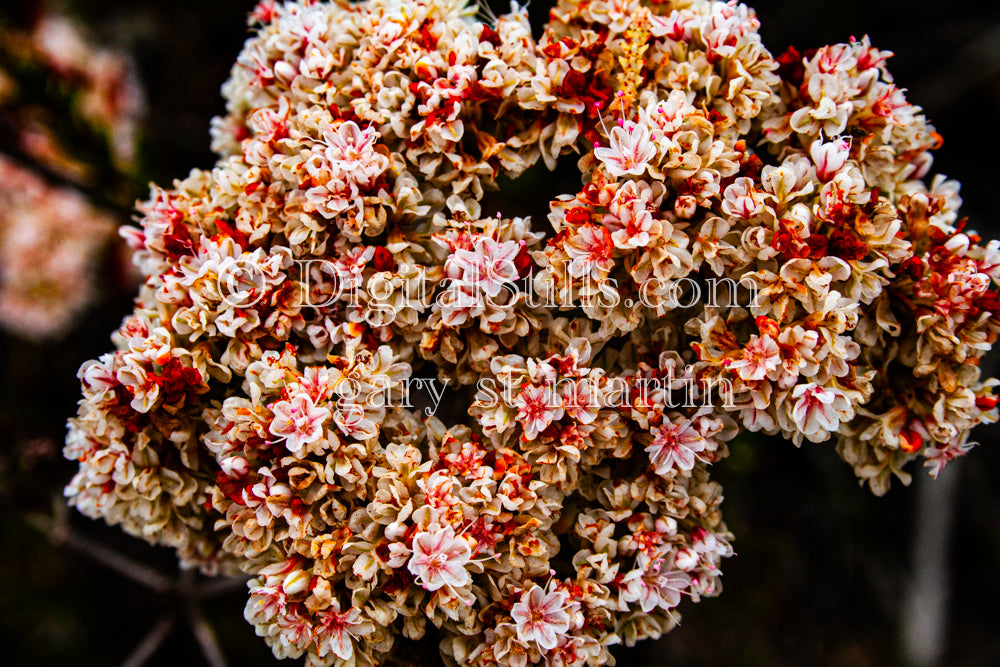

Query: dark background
left=0, top=1, right=998, bottom=665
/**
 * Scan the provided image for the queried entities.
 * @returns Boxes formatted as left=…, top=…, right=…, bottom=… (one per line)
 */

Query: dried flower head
left=65, top=1, right=999, bottom=665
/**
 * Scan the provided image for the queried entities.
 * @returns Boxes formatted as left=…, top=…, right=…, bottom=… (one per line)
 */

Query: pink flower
left=605, top=197, right=661, bottom=250
left=321, top=120, right=386, bottom=186
left=646, top=418, right=707, bottom=474
left=314, top=602, right=374, bottom=661
left=560, top=378, right=599, bottom=424
left=594, top=121, right=656, bottom=178
left=621, top=556, right=691, bottom=613
left=729, top=334, right=781, bottom=381
left=446, top=236, right=522, bottom=298
left=296, top=366, right=333, bottom=402
left=510, top=584, right=574, bottom=650
left=305, top=120, right=390, bottom=220
left=721, top=177, right=763, bottom=219
left=923, top=439, right=977, bottom=478
left=565, top=224, right=614, bottom=279
left=515, top=383, right=563, bottom=439
left=790, top=383, right=851, bottom=441
left=407, top=524, right=473, bottom=593
left=268, top=392, right=328, bottom=454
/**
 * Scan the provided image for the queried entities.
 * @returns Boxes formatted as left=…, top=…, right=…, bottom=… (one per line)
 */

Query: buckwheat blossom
left=63, top=1, right=1000, bottom=665
left=721, top=177, right=764, bottom=219
left=314, top=602, right=375, bottom=661
left=510, top=584, right=576, bottom=650
left=407, top=523, right=473, bottom=593
left=646, top=416, right=708, bottom=474
left=446, top=236, right=522, bottom=298
left=621, top=556, right=692, bottom=613
left=594, top=120, right=657, bottom=178
left=321, top=120, right=389, bottom=190
left=0, top=156, right=118, bottom=339
left=515, top=383, right=564, bottom=440
left=728, top=333, right=781, bottom=381
left=790, top=383, right=853, bottom=444
left=810, top=136, right=852, bottom=180
left=268, top=391, right=328, bottom=455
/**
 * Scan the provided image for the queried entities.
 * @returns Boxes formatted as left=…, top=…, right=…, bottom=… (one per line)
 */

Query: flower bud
left=221, top=456, right=250, bottom=478
left=282, top=569, right=311, bottom=596
left=809, top=137, right=850, bottom=181
left=674, top=548, right=699, bottom=571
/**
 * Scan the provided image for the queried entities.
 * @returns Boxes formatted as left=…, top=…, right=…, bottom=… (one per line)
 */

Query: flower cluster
left=0, top=10, right=144, bottom=175
left=0, top=155, right=118, bottom=339
left=65, top=1, right=999, bottom=665
left=0, top=8, right=144, bottom=340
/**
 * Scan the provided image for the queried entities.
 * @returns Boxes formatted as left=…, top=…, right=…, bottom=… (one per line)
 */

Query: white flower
left=407, top=524, right=473, bottom=593
left=115, top=362, right=159, bottom=413
left=729, top=334, right=781, bottom=381
left=640, top=90, right=695, bottom=135
left=790, top=97, right=852, bottom=137
left=242, top=467, right=293, bottom=526
left=313, top=601, right=374, bottom=661
left=245, top=584, right=286, bottom=625
left=79, top=357, right=118, bottom=402
left=332, top=399, right=380, bottom=440
left=790, top=383, right=851, bottom=442
left=645, top=418, right=707, bottom=474
left=510, top=584, right=575, bottom=650
left=514, top=383, right=563, bottom=439
left=268, top=392, right=328, bottom=454
left=594, top=121, right=656, bottom=178
left=761, top=155, right=815, bottom=202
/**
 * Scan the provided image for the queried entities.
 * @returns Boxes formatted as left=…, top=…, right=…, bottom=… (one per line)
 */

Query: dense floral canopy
left=65, top=1, right=999, bottom=665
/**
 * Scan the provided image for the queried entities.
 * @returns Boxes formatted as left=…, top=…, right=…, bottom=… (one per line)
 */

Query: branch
left=119, top=614, right=175, bottom=667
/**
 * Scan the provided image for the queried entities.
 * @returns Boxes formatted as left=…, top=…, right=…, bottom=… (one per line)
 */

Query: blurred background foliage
left=0, top=0, right=998, bottom=665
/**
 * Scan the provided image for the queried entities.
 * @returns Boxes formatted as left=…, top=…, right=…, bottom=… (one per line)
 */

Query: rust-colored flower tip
left=65, top=1, right=999, bottom=665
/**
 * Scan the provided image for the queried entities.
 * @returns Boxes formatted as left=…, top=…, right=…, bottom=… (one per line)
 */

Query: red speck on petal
left=976, top=395, right=999, bottom=410
left=215, top=218, right=249, bottom=248
left=480, top=25, right=501, bottom=47
left=564, top=206, right=592, bottom=226
left=371, top=246, right=397, bottom=272
left=900, top=256, right=924, bottom=281
left=898, top=429, right=923, bottom=453
left=414, top=19, right=438, bottom=50
left=755, top=316, right=780, bottom=337
left=513, top=242, right=532, bottom=277
left=776, top=46, right=805, bottom=87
